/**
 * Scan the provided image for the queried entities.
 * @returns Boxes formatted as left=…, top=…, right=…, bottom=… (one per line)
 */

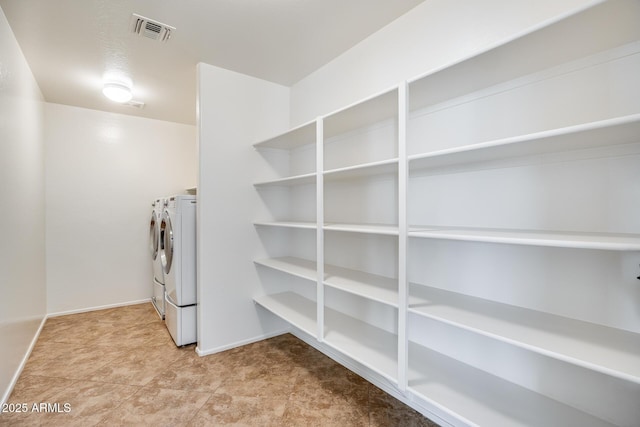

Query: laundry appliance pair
left=149, top=195, right=197, bottom=346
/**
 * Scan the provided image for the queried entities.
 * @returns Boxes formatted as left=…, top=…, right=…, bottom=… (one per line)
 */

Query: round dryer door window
left=149, top=212, right=159, bottom=260
left=161, top=212, right=173, bottom=275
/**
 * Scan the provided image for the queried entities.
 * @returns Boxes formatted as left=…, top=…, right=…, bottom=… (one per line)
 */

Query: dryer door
left=149, top=212, right=159, bottom=260
left=161, top=211, right=173, bottom=275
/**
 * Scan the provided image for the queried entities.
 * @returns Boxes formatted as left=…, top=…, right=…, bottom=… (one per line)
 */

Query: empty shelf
left=253, top=221, right=317, bottom=230
left=254, top=292, right=316, bottom=337
left=408, top=343, right=615, bottom=427
left=255, top=291, right=398, bottom=383
left=409, top=226, right=640, bottom=251
left=253, top=173, right=316, bottom=187
left=324, top=87, right=398, bottom=139
left=254, top=257, right=398, bottom=307
left=324, top=307, right=398, bottom=383
left=325, top=264, right=398, bottom=307
left=325, top=223, right=399, bottom=236
left=254, top=257, right=316, bottom=282
left=409, top=285, right=640, bottom=383
left=409, top=113, right=640, bottom=171
left=253, top=120, right=317, bottom=150
left=324, top=158, right=398, bottom=181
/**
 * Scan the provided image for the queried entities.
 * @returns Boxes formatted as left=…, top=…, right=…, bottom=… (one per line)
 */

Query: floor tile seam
left=287, top=374, right=378, bottom=423
left=161, top=351, right=201, bottom=367
left=88, top=391, right=134, bottom=427
left=103, top=320, right=165, bottom=328
left=7, top=373, right=82, bottom=389
left=141, top=384, right=217, bottom=397
left=65, top=378, right=146, bottom=391
left=27, top=352, right=135, bottom=372
left=149, top=385, right=215, bottom=424
left=281, top=367, right=328, bottom=420
left=281, top=399, right=372, bottom=424
left=214, top=368, right=246, bottom=390
left=82, top=375, right=150, bottom=388
left=139, top=376, right=225, bottom=395
left=57, top=354, right=128, bottom=382
left=38, top=326, right=164, bottom=338
left=31, top=376, right=141, bottom=407
left=101, top=383, right=157, bottom=418
left=7, top=376, right=114, bottom=411
left=59, top=381, right=144, bottom=427
left=184, top=393, right=217, bottom=426
left=195, top=393, right=292, bottom=425
left=80, top=344, right=162, bottom=351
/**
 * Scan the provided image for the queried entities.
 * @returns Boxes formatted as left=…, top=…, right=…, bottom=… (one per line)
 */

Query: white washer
left=149, top=198, right=165, bottom=319
left=161, top=195, right=197, bottom=346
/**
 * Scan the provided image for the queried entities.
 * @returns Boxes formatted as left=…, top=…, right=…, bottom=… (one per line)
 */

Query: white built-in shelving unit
left=252, top=2, right=640, bottom=425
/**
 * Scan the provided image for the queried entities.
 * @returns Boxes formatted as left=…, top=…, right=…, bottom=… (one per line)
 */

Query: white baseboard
left=0, top=316, right=47, bottom=406
left=195, top=327, right=291, bottom=357
left=47, top=298, right=152, bottom=318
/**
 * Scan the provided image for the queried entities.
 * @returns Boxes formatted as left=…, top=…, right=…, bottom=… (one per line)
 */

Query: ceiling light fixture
left=102, top=82, right=133, bottom=103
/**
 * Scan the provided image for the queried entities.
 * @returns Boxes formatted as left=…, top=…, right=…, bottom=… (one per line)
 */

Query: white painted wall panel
left=196, top=63, right=291, bottom=354
left=45, top=103, right=196, bottom=314
left=0, top=6, right=46, bottom=404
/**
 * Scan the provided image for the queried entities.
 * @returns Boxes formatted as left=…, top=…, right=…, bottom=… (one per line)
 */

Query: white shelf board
left=408, top=343, right=616, bottom=427
left=324, top=307, right=398, bottom=383
left=253, top=257, right=398, bottom=307
left=254, top=292, right=316, bottom=337
left=324, top=223, right=399, bottom=236
left=253, top=221, right=317, bottom=230
left=254, top=257, right=316, bottom=282
left=409, top=284, right=640, bottom=384
left=408, top=226, right=640, bottom=251
left=324, top=87, right=398, bottom=139
left=253, top=172, right=316, bottom=187
left=324, top=158, right=399, bottom=182
left=255, top=291, right=398, bottom=383
left=408, top=114, right=640, bottom=170
left=325, top=264, right=398, bottom=308
left=253, top=120, right=316, bottom=150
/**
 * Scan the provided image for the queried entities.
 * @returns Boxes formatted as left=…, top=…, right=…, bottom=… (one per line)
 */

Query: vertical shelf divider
left=397, top=83, right=408, bottom=392
left=316, top=117, right=325, bottom=342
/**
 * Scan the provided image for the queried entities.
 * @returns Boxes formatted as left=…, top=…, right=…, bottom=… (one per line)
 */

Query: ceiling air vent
left=124, top=100, right=145, bottom=109
left=130, top=13, right=174, bottom=42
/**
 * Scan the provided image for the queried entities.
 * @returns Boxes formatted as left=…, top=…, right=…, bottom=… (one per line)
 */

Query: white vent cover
left=130, top=13, right=174, bottom=42
left=124, top=100, right=145, bottom=109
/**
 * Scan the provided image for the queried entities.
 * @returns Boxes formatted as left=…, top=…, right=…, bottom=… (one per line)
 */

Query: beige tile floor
left=1, top=303, right=438, bottom=426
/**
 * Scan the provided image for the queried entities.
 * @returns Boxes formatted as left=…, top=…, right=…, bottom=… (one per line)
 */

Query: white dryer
left=161, top=195, right=197, bottom=346
left=149, top=198, right=165, bottom=319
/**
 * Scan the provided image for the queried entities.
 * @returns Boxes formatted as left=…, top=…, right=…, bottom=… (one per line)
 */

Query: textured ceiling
left=0, top=0, right=424, bottom=124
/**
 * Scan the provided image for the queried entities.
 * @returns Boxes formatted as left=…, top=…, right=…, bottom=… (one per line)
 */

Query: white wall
left=196, top=63, right=290, bottom=354
left=0, top=7, right=46, bottom=404
left=290, top=0, right=599, bottom=125
left=45, top=103, right=196, bottom=314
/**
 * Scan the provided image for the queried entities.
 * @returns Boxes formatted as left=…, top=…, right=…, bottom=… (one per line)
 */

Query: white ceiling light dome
left=102, top=81, right=133, bottom=103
